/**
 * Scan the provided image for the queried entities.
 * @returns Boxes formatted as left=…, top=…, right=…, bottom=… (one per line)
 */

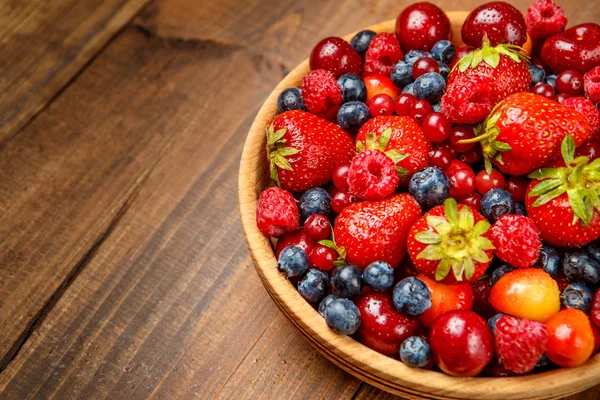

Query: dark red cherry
left=395, top=2, right=451, bottom=52
left=555, top=70, right=584, bottom=95
left=461, top=2, right=527, bottom=47
left=541, top=23, right=600, bottom=74
left=310, top=37, right=363, bottom=78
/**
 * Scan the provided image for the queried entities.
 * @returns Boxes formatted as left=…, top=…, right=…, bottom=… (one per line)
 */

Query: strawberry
left=525, top=135, right=600, bottom=248
left=267, top=110, right=355, bottom=192
left=407, top=198, right=495, bottom=285
left=461, top=92, right=591, bottom=176
left=334, top=193, right=422, bottom=269
left=355, top=116, right=431, bottom=184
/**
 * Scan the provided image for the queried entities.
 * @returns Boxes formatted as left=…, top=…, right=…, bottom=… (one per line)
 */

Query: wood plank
left=0, top=0, right=150, bottom=145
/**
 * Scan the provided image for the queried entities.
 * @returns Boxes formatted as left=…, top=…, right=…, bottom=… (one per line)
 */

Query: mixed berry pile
left=255, top=0, right=600, bottom=377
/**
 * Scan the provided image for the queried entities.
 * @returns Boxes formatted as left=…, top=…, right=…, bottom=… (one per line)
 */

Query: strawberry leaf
left=561, top=135, right=575, bottom=165
left=386, top=150, right=409, bottom=164
left=532, top=186, right=567, bottom=207
left=415, top=232, right=442, bottom=244
left=471, top=249, right=491, bottom=263
left=529, top=178, right=563, bottom=197
left=491, top=141, right=512, bottom=152
left=568, top=188, right=593, bottom=226
left=333, top=260, right=346, bottom=267
left=318, top=240, right=337, bottom=250
left=458, top=53, right=475, bottom=72
left=452, top=259, right=466, bottom=282
left=484, top=158, right=493, bottom=175
left=458, top=206, right=474, bottom=231
left=379, top=128, right=392, bottom=151
left=473, top=220, right=491, bottom=237
left=444, top=198, right=459, bottom=225
left=396, top=166, right=410, bottom=179
left=471, top=50, right=483, bottom=68
left=270, top=162, right=280, bottom=186
left=356, top=141, right=365, bottom=152
left=435, top=259, right=452, bottom=281
left=528, top=168, right=567, bottom=180
left=273, top=153, right=293, bottom=171
left=276, top=147, right=299, bottom=157
left=463, top=257, right=475, bottom=280
left=418, top=244, right=444, bottom=260
left=482, top=47, right=500, bottom=68
left=366, top=132, right=377, bottom=150
left=427, top=216, right=452, bottom=236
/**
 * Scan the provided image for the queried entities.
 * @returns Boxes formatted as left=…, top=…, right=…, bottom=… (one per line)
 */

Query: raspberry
left=592, top=289, right=600, bottom=329
left=364, top=33, right=403, bottom=77
left=584, top=66, right=600, bottom=104
left=348, top=149, right=399, bottom=200
left=300, top=69, right=343, bottom=117
left=525, top=0, right=567, bottom=42
left=490, top=214, right=542, bottom=268
left=256, top=187, right=300, bottom=237
left=495, top=315, right=548, bottom=374
left=441, top=76, right=495, bottom=124
left=561, top=97, right=600, bottom=140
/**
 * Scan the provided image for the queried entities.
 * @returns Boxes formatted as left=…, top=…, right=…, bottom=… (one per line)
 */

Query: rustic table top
left=1, top=0, right=599, bottom=399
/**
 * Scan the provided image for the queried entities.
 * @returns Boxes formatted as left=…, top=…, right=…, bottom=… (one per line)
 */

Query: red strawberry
left=495, top=315, right=548, bottom=374
left=407, top=198, right=495, bottom=285
left=355, top=116, right=431, bottom=184
left=462, top=92, right=591, bottom=175
left=267, top=110, right=355, bottom=192
left=525, top=135, right=600, bottom=247
left=334, top=193, right=422, bottom=269
left=490, top=214, right=542, bottom=268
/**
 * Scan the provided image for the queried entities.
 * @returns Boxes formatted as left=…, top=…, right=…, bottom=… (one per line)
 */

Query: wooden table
left=1, top=0, right=599, bottom=398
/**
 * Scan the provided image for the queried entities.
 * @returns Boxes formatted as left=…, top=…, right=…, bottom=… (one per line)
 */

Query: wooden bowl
left=238, top=12, right=600, bottom=400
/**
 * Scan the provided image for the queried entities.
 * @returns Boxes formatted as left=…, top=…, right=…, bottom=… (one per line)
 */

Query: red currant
left=412, top=57, right=439, bottom=79
left=505, top=176, right=529, bottom=203
left=332, top=164, right=351, bottom=191
left=556, top=70, right=584, bottom=95
left=422, top=112, right=451, bottom=142
left=303, top=214, right=332, bottom=241
left=460, top=192, right=482, bottom=210
left=308, top=245, right=337, bottom=271
left=531, top=83, right=555, bottom=100
left=445, top=159, right=472, bottom=177
left=577, top=141, right=600, bottom=161
left=394, top=93, right=416, bottom=116
left=429, top=147, right=455, bottom=170
left=367, top=93, right=394, bottom=117
left=410, top=99, right=433, bottom=125
left=556, top=93, right=572, bottom=103
left=475, top=169, right=506, bottom=195
left=450, top=126, right=476, bottom=152
left=459, top=147, right=482, bottom=164
left=331, top=190, right=355, bottom=213
left=449, top=168, right=476, bottom=198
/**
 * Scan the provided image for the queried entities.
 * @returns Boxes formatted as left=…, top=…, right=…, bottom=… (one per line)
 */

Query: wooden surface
left=0, top=0, right=599, bottom=399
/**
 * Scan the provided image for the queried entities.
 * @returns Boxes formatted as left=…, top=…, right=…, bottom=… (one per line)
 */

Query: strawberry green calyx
left=454, top=37, right=529, bottom=73
left=318, top=239, right=347, bottom=267
left=415, top=198, right=495, bottom=282
left=266, top=123, right=299, bottom=186
left=356, top=128, right=410, bottom=178
left=528, top=135, right=600, bottom=227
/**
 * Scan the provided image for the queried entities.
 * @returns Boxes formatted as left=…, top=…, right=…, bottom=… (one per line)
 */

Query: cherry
left=461, top=2, right=527, bottom=47
left=310, top=37, right=363, bottom=78
left=556, top=93, right=572, bottom=103
left=459, top=147, right=483, bottom=164
left=541, top=23, right=600, bottom=74
left=531, top=83, right=556, bottom=100
left=475, top=169, right=506, bottom=195
left=395, top=3, right=451, bottom=52
left=331, top=190, right=355, bottom=213
left=471, top=278, right=495, bottom=319
left=429, top=310, right=494, bottom=377
left=505, top=176, right=529, bottom=202
left=459, top=192, right=482, bottom=211
left=445, top=159, right=472, bottom=177
left=546, top=309, right=595, bottom=367
left=417, top=275, right=474, bottom=328
left=449, top=169, right=476, bottom=198
left=274, top=230, right=315, bottom=259
left=556, top=70, right=584, bottom=95
left=367, top=94, right=394, bottom=117
left=364, top=75, right=400, bottom=102
left=303, top=214, right=331, bottom=241
left=308, top=244, right=337, bottom=271
left=409, top=99, right=433, bottom=125
left=332, top=164, right=351, bottom=191
left=412, top=57, right=439, bottom=79
left=450, top=126, right=476, bottom=152
left=429, top=147, right=455, bottom=170
left=577, top=140, right=600, bottom=161
left=356, top=292, right=420, bottom=356
left=394, top=93, right=416, bottom=116
left=422, top=112, right=451, bottom=142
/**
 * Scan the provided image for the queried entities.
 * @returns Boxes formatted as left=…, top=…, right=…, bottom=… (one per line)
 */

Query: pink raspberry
left=584, top=66, right=600, bottom=104
left=300, top=69, right=343, bottom=118
left=491, top=214, right=542, bottom=268
left=441, top=76, right=495, bottom=124
left=348, top=149, right=399, bottom=200
left=495, top=315, right=548, bottom=374
left=525, top=0, right=567, bottom=42
left=364, top=33, right=403, bottom=77
left=256, top=187, right=300, bottom=237
left=561, top=97, right=600, bottom=140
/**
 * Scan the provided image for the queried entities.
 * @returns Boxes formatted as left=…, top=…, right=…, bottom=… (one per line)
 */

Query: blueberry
left=409, top=167, right=450, bottom=209
left=277, top=87, right=306, bottom=113
left=432, top=102, right=442, bottom=113
left=481, top=188, right=514, bottom=222
left=337, top=73, right=367, bottom=103
left=402, top=83, right=415, bottom=96
left=490, top=264, right=513, bottom=286
left=299, top=188, right=332, bottom=220
left=487, top=313, right=506, bottom=334
left=532, top=245, right=560, bottom=277
left=331, top=264, right=363, bottom=298
left=513, top=202, right=527, bottom=216
left=413, top=72, right=446, bottom=104
left=298, top=269, right=329, bottom=304
left=337, top=101, right=371, bottom=132
left=400, top=336, right=432, bottom=368
left=350, top=30, right=376, bottom=58
left=437, top=62, right=450, bottom=79
left=392, top=277, right=432, bottom=316
left=404, top=50, right=432, bottom=65
left=563, top=251, right=600, bottom=286
left=324, top=298, right=361, bottom=334
left=318, top=294, right=339, bottom=317
left=528, top=64, right=546, bottom=87
left=431, top=40, right=455, bottom=65
left=390, top=61, right=414, bottom=88
left=585, top=241, right=600, bottom=263
left=546, top=74, right=557, bottom=88
left=561, top=282, right=593, bottom=313
left=535, top=354, right=555, bottom=370
left=363, top=261, right=394, bottom=292
left=277, top=246, right=309, bottom=279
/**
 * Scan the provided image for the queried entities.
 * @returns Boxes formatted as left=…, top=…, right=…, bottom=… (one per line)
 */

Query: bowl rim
left=238, top=12, right=600, bottom=400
